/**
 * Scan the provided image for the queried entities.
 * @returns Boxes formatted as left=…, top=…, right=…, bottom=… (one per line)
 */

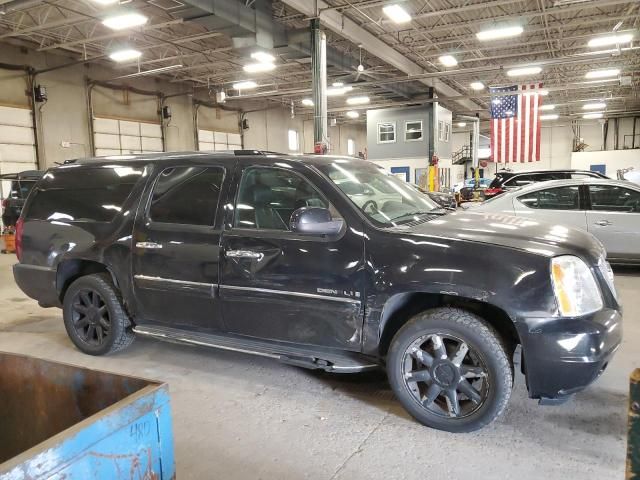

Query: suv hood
left=392, top=211, right=605, bottom=264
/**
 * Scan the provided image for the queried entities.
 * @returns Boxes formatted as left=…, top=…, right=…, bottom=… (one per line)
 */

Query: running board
left=132, top=325, right=379, bottom=373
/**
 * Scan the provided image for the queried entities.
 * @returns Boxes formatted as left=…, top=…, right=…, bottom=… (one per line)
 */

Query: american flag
left=490, top=83, right=543, bottom=163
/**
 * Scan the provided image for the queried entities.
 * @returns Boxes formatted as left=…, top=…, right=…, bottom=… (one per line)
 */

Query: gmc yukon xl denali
left=13, top=152, right=622, bottom=432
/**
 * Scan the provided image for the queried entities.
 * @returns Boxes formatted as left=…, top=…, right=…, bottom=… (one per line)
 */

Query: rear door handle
left=226, top=249, right=263, bottom=260
left=595, top=220, right=612, bottom=227
left=136, top=242, right=163, bottom=249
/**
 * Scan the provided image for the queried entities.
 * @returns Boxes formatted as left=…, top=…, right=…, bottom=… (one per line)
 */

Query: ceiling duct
left=177, top=0, right=414, bottom=99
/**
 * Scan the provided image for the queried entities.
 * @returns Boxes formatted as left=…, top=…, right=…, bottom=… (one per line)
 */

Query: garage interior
left=0, top=0, right=639, bottom=479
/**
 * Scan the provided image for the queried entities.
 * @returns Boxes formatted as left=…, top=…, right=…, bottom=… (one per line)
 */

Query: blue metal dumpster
left=0, top=352, right=175, bottom=479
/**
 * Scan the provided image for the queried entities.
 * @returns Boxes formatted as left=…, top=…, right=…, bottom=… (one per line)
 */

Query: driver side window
left=234, top=167, right=334, bottom=231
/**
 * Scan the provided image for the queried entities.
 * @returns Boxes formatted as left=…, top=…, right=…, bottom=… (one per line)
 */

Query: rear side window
left=26, top=166, right=143, bottom=222
left=149, top=166, right=224, bottom=226
left=589, top=185, right=640, bottom=212
left=517, top=185, right=581, bottom=210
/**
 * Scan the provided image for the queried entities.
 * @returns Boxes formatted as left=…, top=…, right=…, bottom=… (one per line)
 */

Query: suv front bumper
left=518, top=308, right=622, bottom=401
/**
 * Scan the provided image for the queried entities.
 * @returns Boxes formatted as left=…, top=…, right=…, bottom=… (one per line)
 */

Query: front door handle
left=136, top=241, right=163, bottom=249
left=226, top=249, right=264, bottom=260
left=595, top=220, right=612, bottom=227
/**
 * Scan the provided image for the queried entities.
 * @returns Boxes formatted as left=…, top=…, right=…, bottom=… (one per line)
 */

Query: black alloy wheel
left=402, top=333, right=489, bottom=418
left=70, top=288, right=111, bottom=347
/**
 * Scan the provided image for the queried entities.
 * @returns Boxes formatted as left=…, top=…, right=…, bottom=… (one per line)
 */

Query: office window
left=378, top=122, right=396, bottom=143
left=405, top=121, right=423, bottom=141
left=347, top=138, right=355, bottom=156
left=288, top=129, right=299, bottom=151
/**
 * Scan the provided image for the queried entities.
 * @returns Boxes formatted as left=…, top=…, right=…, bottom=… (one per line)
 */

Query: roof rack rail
left=233, top=150, right=282, bottom=156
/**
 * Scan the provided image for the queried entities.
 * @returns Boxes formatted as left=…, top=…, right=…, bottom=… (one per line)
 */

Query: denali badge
left=317, top=288, right=339, bottom=295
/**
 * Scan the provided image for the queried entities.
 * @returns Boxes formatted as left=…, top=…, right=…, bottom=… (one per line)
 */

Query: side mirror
left=290, top=207, right=344, bottom=235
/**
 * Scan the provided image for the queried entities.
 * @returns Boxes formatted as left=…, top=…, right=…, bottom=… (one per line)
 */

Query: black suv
left=13, top=152, right=621, bottom=432
left=485, top=169, right=608, bottom=199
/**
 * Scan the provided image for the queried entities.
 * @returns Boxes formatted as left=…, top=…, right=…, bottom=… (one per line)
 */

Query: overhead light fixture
left=382, top=4, right=412, bottom=24
left=327, top=85, right=353, bottom=96
left=243, top=62, right=276, bottom=73
left=582, top=102, right=606, bottom=110
left=301, top=98, right=314, bottom=106
left=588, top=33, right=633, bottom=48
left=346, top=96, right=370, bottom=105
left=102, top=12, right=148, bottom=30
left=507, top=66, right=542, bottom=77
left=113, top=64, right=182, bottom=79
left=332, top=81, right=344, bottom=87
left=540, top=114, right=559, bottom=120
left=232, top=80, right=258, bottom=90
left=470, top=82, right=485, bottom=90
left=540, top=104, right=555, bottom=111
left=92, top=0, right=119, bottom=4
left=583, top=112, right=603, bottom=119
left=457, top=122, right=467, bottom=127
left=346, top=111, right=359, bottom=119
left=250, top=51, right=275, bottom=63
left=109, top=48, right=141, bottom=62
left=585, top=68, right=620, bottom=79
left=438, top=55, right=458, bottom=67
left=476, top=25, right=523, bottom=41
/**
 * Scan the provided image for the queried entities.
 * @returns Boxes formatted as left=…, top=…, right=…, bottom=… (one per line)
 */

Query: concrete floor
left=0, top=254, right=637, bottom=480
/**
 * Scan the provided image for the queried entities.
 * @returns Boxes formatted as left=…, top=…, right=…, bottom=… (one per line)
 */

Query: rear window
left=26, top=165, right=143, bottom=222
left=489, top=173, right=514, bottom=188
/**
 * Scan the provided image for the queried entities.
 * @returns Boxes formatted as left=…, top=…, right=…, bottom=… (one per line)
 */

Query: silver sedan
left=466, top=178, right=640, bottom=265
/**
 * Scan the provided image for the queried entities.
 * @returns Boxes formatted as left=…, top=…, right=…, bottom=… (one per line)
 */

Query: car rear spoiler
left=0, top=170, right=44, bottom=181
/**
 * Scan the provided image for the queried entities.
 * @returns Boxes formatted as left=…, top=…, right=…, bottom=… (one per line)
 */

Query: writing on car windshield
left=317, top=160, right=441, bottom=227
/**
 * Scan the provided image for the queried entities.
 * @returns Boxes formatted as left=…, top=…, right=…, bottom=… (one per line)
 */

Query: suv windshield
left=317, top=160, right=441, bottom=226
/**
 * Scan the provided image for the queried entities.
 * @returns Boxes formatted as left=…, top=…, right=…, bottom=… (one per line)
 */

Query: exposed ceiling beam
left=279, top=0, right=481, bottom=111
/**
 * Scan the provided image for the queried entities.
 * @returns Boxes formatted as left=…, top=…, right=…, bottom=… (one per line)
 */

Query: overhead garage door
left=93, top=117, right=163, bottom=156
left=198, top=130, right=242, bottom=152
left=0, top=104, right=38, bottom=199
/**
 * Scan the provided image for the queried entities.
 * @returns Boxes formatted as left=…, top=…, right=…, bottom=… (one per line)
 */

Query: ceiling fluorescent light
left=332, top=81, right=344, bottom=87
left=301, top=98, right=314, bottom=106
left=346, top=96, right=370, bottom=105
left=438, top=55, right=458, bottom=67
left=243, top=62, right=276, bottom=73
left=582, top=102, right=606, bottom=110
left=585, top=68, right=620, bottom=79
left=250, top=51, right=275, bottom=63
left=109, top=48, right=141, bottom=62
left=457, top=122, right=467, bottom=127
left=469, top=82, right=484, bottom=90
left=346, top=111, right=359, bottom=119
left=92, top=0, right=119, bottom=4
left=383, top=4, right=412, bottom=24
left=327, top=85, right=353, bottom=96
left=476, top=25, right=523, bottom=41
left=113, top=64, right=182, bottom=79
left=588, top=33, right=633, bottom=48
left=540, top=114, right=559, bottom=120
left=540, top=104, right=555, bottom=111
left=507, top=66, right=542, bottom=77
left=583, top=112, right=603, bottom=119
left=102, top=12, right=148, bottom=30
left=232, top=81, right=258, bottom=90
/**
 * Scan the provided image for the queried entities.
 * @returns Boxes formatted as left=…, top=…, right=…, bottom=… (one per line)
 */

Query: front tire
left=387, top=307, right=512, bottom=432
left=62, top=273, right=135, bottom=356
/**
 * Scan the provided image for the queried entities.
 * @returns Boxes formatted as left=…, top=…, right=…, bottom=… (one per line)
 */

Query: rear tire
left=387, top=307, right=512, bottom=432
left=62, top=273, right=135, bottom=355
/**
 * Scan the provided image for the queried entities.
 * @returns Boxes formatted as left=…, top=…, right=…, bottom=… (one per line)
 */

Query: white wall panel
left=140, top=123, right=162, bottom=138
left=228, top=133, right=241, bottom=145
left=198, top=141, right=215, bottom=152
left=198, top=130, right=214, bottom=143
left=120, top=135, right=142, bottom=152
left=214, top=131, right=228, bottom=144
left=119, top=120, right=140, bottom=136
left=95, top=148, right=122, bottom=157
left=94, top=133, right=121, bottom=150
left=141, top=137, right=163, bottom=152
left=0, top=106, right=32, bottom=127
left=214, top=144, right=228, bottom=151
left=93, top=118, right=119, bottom=134
left=229, top=144, right=242, bottom=150
left=0, top=126, right=34, bottom=145
left=0, top=144, right=36, bottom=163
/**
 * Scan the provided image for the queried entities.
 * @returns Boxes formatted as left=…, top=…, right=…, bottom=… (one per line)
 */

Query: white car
left=466, top=178, right=640, bottom=265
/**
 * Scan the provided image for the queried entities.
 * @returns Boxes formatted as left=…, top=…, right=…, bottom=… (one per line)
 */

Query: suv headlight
left=551, top=255, right=603, bottom=317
